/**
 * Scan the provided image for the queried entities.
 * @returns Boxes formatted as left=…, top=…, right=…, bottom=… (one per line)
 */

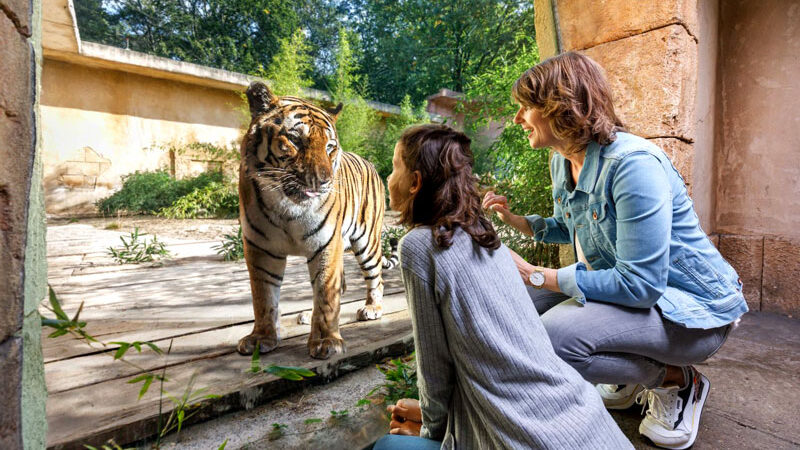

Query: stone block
left=0, top=337, right=23, bottom=449
left=707, top=233, right=719, bottom=249
left=649, top=137, right=694, bottom=188
left=583, top=25, right=697, bottom=141
left=557, top=0, right=696, bottom=51
left=0, top=0, right=32, bottom=37
left=0, top=7, right=33, bottom=344
left=762, top=237, right=800, bottom=317
left=534, top=0, right=559, bottom=59
left=718, top=234, right=764, bottom=311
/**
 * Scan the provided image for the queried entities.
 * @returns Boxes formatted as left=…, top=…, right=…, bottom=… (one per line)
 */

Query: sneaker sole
left=648, top=373, right=711, bottom=450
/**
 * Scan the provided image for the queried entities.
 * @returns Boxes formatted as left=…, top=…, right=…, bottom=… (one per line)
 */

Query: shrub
left=214, top=226, right=244, bottom=261
left=98, top=170, right=225, bottom=215
left=158, top=182, right=239, bottom=219
left=107, top=228, right=170, bottom=264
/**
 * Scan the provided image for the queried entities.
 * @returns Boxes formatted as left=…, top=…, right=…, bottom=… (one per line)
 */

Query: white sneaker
left=637, top=367, right=711, bottom=449
left=596, top=383, right=645, bottom=409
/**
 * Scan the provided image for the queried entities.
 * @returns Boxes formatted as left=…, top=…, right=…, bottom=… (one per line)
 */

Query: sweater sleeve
left=401, top=266, right=454, bottom=441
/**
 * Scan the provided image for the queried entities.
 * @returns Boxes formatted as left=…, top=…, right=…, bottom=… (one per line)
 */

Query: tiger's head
left=242, top=81, right=344, bottom=203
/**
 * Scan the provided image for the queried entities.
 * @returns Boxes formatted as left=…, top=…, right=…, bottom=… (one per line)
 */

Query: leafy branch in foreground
left=42, top=286, right=219, bottom=448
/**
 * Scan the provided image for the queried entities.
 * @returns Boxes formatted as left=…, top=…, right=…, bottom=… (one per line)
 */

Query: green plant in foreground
left=268, top=423, right=288, bottom=441
left=247, top=345, right=317, bottom=381
left=214, top=226, right=244, bottom=261
left=41, top=287, right=219, bottom=448
left=381, top=227, right=407, bottom=259
left=330, top=409, right=349, bottom=418
left=107, top=228, right=170, bottom=264
left=368, top=353, right=419, bottom=406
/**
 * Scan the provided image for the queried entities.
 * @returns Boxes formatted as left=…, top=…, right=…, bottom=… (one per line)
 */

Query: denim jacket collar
left=561, top=140, right=602, bottom=195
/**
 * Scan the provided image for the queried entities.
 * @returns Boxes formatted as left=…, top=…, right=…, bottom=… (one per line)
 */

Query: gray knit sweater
left=400, top=226, right=632, bottom=450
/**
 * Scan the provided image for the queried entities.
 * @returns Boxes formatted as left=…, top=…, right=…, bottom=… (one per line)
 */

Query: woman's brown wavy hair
left=512, top=51, right=625, bottom=153
left=397, top=124, right=500, bottom=250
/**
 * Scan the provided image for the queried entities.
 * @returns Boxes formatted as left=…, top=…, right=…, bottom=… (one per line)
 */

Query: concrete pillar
left=0, top=0, right=48, bottom=447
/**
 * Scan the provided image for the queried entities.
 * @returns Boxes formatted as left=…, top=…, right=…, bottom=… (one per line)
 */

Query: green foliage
left=74, top=0, right=300, bottom=76
left=159, top=182, right=239, bottom=219
left=366, top=95, right=430, bottom=180
left=158, top=373, right=220, bottom=441
left=261, top=28, right=314, bottom=96
left=107, top=228, right=170, bottom=264
left=369, top=353, right=419, bottom=405
left=381, top=227, right=406, bottom=259
left=458, top=37, right=561, bottom=267
left=304, top=418, right=323, bottom=424
left=330, top=28, right=378, bottom=158
left=268, top=423, right=288, bottom=441
left=329, top=409, right=349, bottom=418
left=348, top=0, right=536, bottom=105
left=215, top=226, right=245, bottom=262
left=248, top=345, right=317, bottom=380
left=98, top=170, right=224, bottom=215
left=83, top=439, right=130, bottom=450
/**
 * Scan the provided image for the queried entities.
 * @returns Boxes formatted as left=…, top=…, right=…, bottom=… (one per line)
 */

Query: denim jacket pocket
left=672, top=249, right=726, bottom=298
left=587, top=201, right=616, bottom=264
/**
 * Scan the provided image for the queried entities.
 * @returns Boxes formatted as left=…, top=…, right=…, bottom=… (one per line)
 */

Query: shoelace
left=636, top=388, right=681, bottom=430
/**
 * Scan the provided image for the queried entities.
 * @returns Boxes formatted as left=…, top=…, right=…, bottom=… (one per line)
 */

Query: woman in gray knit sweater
left=372, top=124, right=631, bottom=449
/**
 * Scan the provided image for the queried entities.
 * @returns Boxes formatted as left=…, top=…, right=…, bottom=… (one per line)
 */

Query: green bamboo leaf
left=48, top=328, right=69, bottom=338
left=132, top=342, right=142, bottom=353
left=113, top=343, right=131, bottom=360
left=71, top=301, right=85, bottom=323
left=144, top=341, right=163, bottom=354
left=127, top=374, right=150, bottom=384
left=49, top=286, right=69, bottom=320
left=138, top=375, right=154, bottom=400
left=249, top=345, right=261, bottom=373
left=217, top=439, right=228, bottom=450
left=177, top=409, right=185, bottom=433
left=304, top=418, right=322, bottom=424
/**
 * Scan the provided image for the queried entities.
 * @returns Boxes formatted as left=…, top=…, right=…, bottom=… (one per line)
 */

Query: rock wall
left=534, top=0, right=800, bottom=316
left=0, top=0, right=48, bottom=446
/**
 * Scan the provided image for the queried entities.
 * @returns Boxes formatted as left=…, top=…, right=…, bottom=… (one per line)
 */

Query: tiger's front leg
left=237, top=239, right=287, bottom=355
left=306, top=236, right=346, bottom=360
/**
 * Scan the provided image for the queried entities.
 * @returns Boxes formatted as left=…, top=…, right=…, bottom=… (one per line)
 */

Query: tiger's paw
left=308, top=337, right=346, bottom=360
left=237, top=333, right=279, bottom=355
left=356, top=304, right=383, bottom=321
left=296, top=311, right=311, bottom=325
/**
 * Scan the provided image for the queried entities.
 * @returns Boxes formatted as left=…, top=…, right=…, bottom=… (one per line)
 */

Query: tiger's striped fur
left=237, top=82, right=393, bottom=360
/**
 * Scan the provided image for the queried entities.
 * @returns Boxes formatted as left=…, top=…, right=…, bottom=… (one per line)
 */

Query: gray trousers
left=528, top=287, right=732, bottom=388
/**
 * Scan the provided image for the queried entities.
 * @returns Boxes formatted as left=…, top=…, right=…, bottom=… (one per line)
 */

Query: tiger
left=237, top=81, right=397, bottom=360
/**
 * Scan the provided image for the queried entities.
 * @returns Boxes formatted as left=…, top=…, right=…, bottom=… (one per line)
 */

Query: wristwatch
left=529, top=269, right=545, bottom=289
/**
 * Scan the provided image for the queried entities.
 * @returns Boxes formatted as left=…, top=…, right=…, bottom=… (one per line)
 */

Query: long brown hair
left=397, top=124, right=500, bottom=250
left=512, top=51, right=625, bottom=153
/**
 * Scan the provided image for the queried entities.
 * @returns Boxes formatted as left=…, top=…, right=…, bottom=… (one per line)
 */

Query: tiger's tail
left=381, top=238, right=400, bottom=270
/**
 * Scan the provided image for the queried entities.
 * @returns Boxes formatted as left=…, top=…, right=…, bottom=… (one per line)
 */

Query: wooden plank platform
left=43, top=224, right=412, bottom=449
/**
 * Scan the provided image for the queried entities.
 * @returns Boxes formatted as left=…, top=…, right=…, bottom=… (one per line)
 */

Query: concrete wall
left=714, top=0, right=800, bottom=315
left=0, top=0, right=48, bottom=446
left=41, top=57, right=245, bottom=216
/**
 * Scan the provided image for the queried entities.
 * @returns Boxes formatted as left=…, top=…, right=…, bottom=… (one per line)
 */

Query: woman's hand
left=482, top=191, right=533, bottom=236
left=387, top=398, right=422, bottom=436
left=507, top=248, right=561, bottom=292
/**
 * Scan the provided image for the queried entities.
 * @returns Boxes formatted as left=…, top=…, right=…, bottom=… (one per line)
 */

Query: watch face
left=529, top=271, right=545, bottom=287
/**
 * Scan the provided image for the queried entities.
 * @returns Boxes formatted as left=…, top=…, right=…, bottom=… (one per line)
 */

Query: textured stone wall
left=0, top=0, right=48, bottom=446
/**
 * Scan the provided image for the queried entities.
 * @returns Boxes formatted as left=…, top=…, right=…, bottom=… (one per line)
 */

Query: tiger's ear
left=326, top=103, right=343, bottom=122
left=246, top=81, right=277, bottom=118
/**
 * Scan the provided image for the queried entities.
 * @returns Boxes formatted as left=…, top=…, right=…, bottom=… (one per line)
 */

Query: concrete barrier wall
left=41, top=57, right=245, bottom=216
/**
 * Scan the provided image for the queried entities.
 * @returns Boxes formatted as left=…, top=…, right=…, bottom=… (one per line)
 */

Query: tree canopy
left=73, top=0, right=535, bottom=105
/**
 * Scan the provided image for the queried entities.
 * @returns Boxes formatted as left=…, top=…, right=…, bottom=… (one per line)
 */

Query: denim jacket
left=526, top=132, right=748, bottom=329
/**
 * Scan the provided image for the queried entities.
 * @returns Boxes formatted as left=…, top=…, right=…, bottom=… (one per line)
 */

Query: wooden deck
left=43, top=224, right=411, bottom=449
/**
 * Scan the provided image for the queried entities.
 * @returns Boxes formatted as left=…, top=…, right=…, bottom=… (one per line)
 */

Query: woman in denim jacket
left=483, top=52, right=748, bottom=450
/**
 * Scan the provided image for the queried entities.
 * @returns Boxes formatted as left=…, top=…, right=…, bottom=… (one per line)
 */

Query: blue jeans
left=372, top=434, right=441, bottom=450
